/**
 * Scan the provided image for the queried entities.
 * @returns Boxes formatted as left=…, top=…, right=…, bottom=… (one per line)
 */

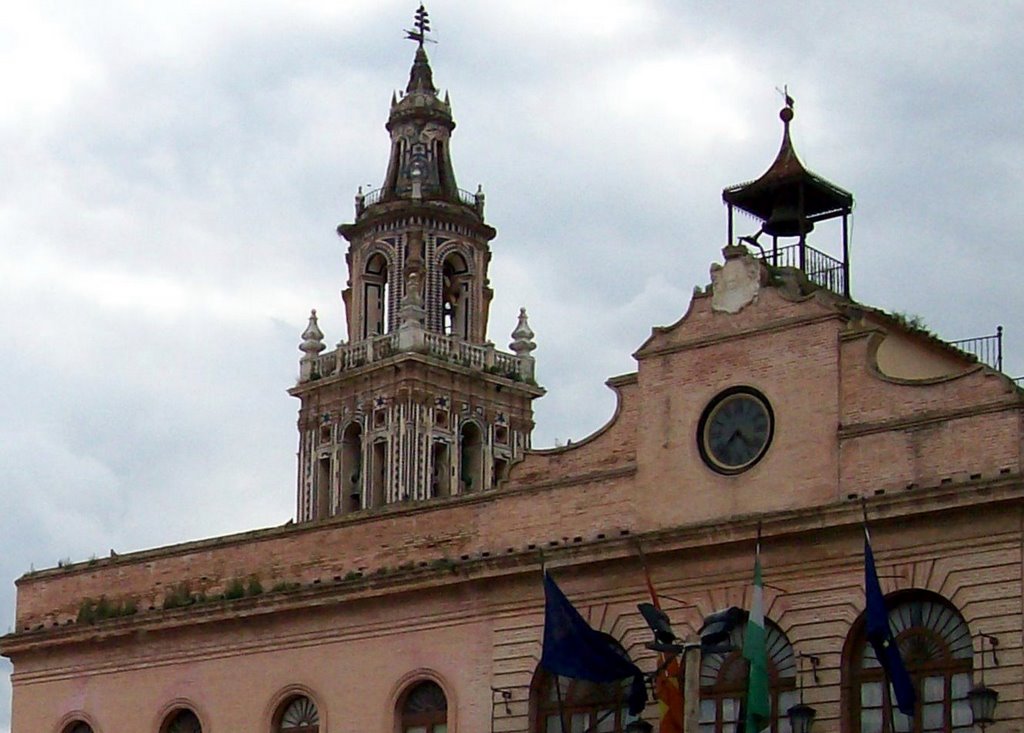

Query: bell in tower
left=288, top=5, right=544, bottom=524
left=722, top=96, right=854, bottom=297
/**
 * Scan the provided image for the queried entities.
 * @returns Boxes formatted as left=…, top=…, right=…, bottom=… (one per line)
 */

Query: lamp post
left=639, top=603, right=748, bottom=733
left=969, top=633, right=999, bottom=730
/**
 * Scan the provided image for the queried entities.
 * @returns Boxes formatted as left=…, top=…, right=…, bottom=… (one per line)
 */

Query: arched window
left=699, top=619, right=797, bottom=733
left=364, top=252, right=390, bottom=337
left=276, top=694, right=320, bottom=732
left=62, top=723, right=93, bottom=733
left=845, top=593, right=973, bottom=733
left=532, top=668, right=635, bottom=733
left=162, top=709, right=202, bottom=733
left=400, top=680, right=448, bottom=733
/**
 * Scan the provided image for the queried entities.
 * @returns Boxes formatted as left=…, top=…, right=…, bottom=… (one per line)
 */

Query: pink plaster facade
left=4, top=259, right=1024, bottom=732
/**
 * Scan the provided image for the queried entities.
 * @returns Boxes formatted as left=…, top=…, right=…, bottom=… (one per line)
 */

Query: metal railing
left=357, top=187, right=479, bottom=209
left=951, top=326, right=1003, bottom=372
left=362, top=187, right=384, bottom=207
left=763, top=243, right=847, bottom=296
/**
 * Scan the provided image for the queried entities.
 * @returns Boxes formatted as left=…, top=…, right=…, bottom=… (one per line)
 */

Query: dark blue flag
left=541, top=571, right=647, bottom=715
left=864, top=534, right=916, bottom=716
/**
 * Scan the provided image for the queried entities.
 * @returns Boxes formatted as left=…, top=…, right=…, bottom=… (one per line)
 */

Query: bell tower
left=289, top=6, right=543, bottom=523
left=722, top=95, right=854, bottom=297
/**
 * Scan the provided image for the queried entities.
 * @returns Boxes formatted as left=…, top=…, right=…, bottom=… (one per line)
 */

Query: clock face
left=698, top=388, right=774, bottom=474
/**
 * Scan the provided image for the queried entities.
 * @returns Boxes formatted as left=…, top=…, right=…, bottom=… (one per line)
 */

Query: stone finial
left=474, top=184, right=485, bottom=216
left=509, top=307, right=536, bottom=356
left=300, top=310, right=326, bottom=356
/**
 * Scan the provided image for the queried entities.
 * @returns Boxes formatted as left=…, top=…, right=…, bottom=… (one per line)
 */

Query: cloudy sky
left=0, top=1, right=1021, bottom=727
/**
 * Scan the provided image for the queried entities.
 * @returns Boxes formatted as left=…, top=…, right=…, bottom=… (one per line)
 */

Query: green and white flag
left=743, top=549, right=770, bottom=733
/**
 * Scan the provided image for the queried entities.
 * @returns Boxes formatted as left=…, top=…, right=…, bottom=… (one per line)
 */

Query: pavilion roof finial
left=405, top=4, right=431, bottom=48
left=777, top=85, right=795, bottom=130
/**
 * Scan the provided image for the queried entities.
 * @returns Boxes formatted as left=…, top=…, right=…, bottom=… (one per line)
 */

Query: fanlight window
left=401, top=680, right=448, bottom=733
left=847, top=594, right=973, bottom=733
left=163, top=709, right=202, bottom=733
left=63, top=723, right=93, bottom=733
left=533, top=668, right=635, bottom=733
left=278, top=694, right=320, bottom=732
left=700, top=620, right=797, bottom=733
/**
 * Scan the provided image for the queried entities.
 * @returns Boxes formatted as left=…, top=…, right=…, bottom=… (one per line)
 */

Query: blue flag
left=541, top=571, right=647, bottom=715
left=864, top=534, right=916, bottom=716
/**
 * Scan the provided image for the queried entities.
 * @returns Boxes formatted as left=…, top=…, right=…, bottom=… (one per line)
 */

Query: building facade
left=3, top=13, right=1022, bottom=733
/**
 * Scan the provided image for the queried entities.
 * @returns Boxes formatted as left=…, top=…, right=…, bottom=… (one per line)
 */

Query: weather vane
left=405, top=4, right=433, bottom=47
left=776, top=84, right=795, bottom=110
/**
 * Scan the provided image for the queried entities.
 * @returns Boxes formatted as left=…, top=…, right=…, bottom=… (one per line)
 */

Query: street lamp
left=787, top=653, right=819, bottom=733
left=786, top=704, right=816, bottom=733
left=625, top=719, right=654, bottom=733
left=638, top=603, right=748, bottom=733
left=969, top=633, right=999, bottom=730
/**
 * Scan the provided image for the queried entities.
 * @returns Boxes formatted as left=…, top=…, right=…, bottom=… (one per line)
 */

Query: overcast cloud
left=1, top=2, right=1022, bottom=728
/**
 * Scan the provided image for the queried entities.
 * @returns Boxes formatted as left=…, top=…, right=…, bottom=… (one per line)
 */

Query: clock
left=698, top=388, right=774, bottom=474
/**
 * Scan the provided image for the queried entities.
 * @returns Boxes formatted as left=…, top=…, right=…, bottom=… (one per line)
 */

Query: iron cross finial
left=405, top=4, right=431, bottom=47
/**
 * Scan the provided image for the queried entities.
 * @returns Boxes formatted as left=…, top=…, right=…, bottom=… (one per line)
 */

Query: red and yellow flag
left=642, top=559, right=683, bottom=733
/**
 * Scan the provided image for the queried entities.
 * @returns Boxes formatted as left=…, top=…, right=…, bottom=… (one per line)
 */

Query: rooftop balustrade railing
left=761, top=242, right=847, bottom=296
left=951, top=327, right=1003, bottom=372
left=357, top=187, right=480, bottom=211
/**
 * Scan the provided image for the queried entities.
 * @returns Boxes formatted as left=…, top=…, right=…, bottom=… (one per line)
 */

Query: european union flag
left=864, top=534, right=916, bottom=716
left=541, top=571, right=647, bottom=715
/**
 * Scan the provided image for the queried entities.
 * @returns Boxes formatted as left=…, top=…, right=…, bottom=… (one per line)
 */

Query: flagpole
left=862, top=498, right=902, bottom=733
left=542, top=554, right=569, bottom=733
left=635, top=539, right=684, bottom=733
left=553, top=673, right=569, bottom=733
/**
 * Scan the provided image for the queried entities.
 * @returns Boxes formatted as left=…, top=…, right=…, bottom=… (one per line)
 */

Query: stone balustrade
left=302, top=331, right=533, bottom=383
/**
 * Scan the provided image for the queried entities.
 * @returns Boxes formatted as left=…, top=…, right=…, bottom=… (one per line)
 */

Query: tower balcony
left=356, top=185, right=484, bottom=218
left=300, top=331, right=536, bottom=386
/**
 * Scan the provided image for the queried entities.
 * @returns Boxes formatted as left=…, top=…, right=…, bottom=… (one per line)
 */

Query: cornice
left=634, top=312, right=842, bottom=361
left=287, top=352, right=545, bottom=399
left=839, top=396, right=1022, bottom=438
left=5, top=471, right=1021, bottom=661
left=339, top=202, right=495, bottom=243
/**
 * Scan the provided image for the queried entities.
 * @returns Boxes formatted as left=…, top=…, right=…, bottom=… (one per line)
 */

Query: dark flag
left=541, top=571, right=647, bottom=715
left=864, top=533, right=916, bottom=716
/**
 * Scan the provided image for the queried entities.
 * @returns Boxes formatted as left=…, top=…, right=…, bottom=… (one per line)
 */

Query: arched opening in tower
left=431, top=439, right=451, bottom=498
left=364, top=253, right=390, bottom=338
left=341, top=421, right=363, bottom=513
left=315, top=453, right=332, bottom=521
left=442, top=252, right=469, bottom=339
left=370, top=439, right=388, bottom=507
left=459, top=422, right=483, bottom=493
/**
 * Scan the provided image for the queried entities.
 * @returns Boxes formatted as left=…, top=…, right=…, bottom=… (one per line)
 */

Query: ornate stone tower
left=289, top=8, right=543, bottom=523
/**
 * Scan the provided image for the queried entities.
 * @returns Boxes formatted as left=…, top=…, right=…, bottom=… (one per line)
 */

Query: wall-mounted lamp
left=969, top=633, right=999, bottom=730
left=624, top=719, right=654, bottom=733
left=787, top=653, right=820, bottom=733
